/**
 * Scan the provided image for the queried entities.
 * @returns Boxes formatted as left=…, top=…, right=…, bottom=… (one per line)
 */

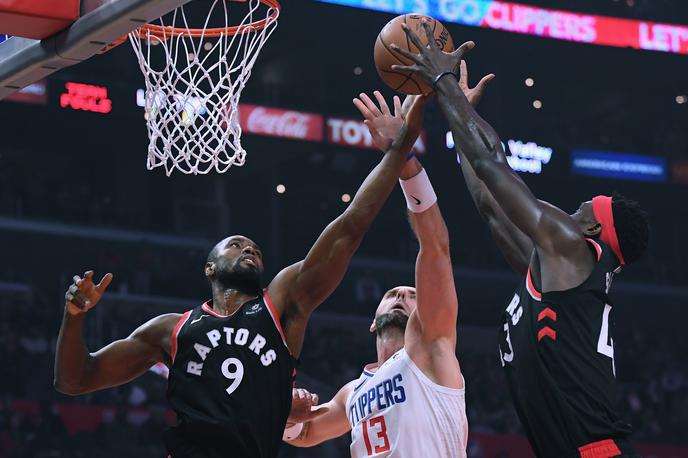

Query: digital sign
left=240, top=104, right=324, bottom=142
left=447, top=132, right=552, bottom=174
left=571, top=150, right=667, bottom=182
left=328, top=116, right=426, bottom=154
left=60, top=82, right=112, bottom=114
left=316, top=0, right=688, bottom=55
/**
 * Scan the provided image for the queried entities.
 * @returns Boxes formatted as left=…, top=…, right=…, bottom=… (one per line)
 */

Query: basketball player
left=392, top=21, right=650, bottom=458
left=282, top=74, right=490, bottom=457
left=54, top=90, right=419, bottom=458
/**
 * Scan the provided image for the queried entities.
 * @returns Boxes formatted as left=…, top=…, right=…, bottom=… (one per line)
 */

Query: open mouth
left=241, top=256, right=257, bottom=267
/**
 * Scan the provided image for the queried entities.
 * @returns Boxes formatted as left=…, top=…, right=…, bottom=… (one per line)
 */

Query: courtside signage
left=317, top=0, right=688, bottom=55
left=60, top=82, right=112, bottom=114
left=447, top=132, right=551, bottom=174
left=328, top=116, right=426, bottom=153
left=571, top=150, right=667, bottom=182
left=239, top=104, right=324, bottom=141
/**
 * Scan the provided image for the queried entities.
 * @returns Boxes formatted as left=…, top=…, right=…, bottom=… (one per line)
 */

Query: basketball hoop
left=124, top=0, right=280, bottom=175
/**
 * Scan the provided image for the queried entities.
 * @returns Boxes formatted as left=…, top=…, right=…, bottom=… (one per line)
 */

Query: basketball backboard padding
left=0, top=0, right=80, bottom=40
left=0, top=0, right=190, bottom=100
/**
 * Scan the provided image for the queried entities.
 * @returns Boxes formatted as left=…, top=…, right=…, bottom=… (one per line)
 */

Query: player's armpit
left=286, top=381, right=355, bottom=448
left=54, top=313, right=180, bottom=395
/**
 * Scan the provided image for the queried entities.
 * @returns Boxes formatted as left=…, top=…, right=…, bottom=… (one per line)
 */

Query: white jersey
left=346, top=348, right=468, bottom=458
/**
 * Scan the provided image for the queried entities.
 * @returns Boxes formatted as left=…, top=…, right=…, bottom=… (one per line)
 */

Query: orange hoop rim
left=136, top=0, right=280, bottom=39
left=99, top=0, right=280, bottom=53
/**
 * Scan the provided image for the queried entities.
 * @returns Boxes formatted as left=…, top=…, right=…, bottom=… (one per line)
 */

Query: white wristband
left=283, top=422, right=304, bottom=441
left=399, top=168, right=437, bottom=213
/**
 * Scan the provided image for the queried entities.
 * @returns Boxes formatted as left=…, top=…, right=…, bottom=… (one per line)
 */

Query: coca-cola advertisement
left=326, top=117, right=426, bottom=154
left=239, top=104, right=323, bottom=142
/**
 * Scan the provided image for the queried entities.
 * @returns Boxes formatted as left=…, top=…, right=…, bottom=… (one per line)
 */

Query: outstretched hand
left=65, top=271, right=113, bottom=315
left=391, top=19, right=475, bottom=88
left=288, top=388, right=330, bottom=425
left=353, top=91, right=406, bottom=153
left=459, top=60, right=494, bottom=107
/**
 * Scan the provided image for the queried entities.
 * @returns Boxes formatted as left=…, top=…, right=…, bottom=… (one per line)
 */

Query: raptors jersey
left=347, top=348, right=467, bottom=458
left=499, top=239, right=634, bottom=458
left=164, top=291, right=295, bottom=458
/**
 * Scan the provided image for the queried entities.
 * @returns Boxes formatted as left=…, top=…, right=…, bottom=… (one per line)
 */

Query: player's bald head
left=207, top=235, right=259, bottom=263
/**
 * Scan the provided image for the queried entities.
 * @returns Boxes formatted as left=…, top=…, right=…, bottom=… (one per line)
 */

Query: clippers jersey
left=164, top=291, right=296, bottom=458
left=347, top=348, right=467, bottom=458
left=498, top=239, right=633, bottom=458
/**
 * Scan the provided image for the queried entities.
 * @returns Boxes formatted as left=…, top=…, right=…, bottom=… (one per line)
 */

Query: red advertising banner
left=326, top=116, right=426, bottom=154
left=319, top=0, right=688, bottom=56
left=239, top=104, right=324, bottom=142
left=480, top=2, right=688, bottom=55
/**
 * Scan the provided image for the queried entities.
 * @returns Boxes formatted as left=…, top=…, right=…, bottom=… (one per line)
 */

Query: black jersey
left=164, top=291, right=296, bottom=458
left=498, top=239, right=634, bottom=458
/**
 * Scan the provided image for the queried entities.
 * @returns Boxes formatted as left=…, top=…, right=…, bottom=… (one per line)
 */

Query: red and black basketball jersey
left=164, top=291, right=296, bottom=458
left=498, top=239, right=634, bottom=458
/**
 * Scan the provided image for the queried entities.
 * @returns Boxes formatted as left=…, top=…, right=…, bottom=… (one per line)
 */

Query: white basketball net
left=129, top=0, right=279, bottom=175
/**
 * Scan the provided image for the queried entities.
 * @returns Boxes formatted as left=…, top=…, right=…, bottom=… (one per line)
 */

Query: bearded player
left=393, top=21, right=649, bottom=458
left=54, top=91, right=419, bottom=458
left=282, top=65, right=490, bottom=458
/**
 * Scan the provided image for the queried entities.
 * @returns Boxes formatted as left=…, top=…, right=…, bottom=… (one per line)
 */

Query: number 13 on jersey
left=362, top=415, right=390, bottom=455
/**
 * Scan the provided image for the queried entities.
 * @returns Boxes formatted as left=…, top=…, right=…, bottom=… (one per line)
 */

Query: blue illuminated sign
left=571, top=150, right=667, bottom=182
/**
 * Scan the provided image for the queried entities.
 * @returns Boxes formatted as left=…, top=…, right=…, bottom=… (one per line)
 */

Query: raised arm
left=285, top=382, right=354, bottom=447
left=392, top=24, right=583, bottom=255
left=400, top=160, right=462, bottom=389
left=268, top=93, right=419, bottom=356
left=54, top=271, right=178, bottom=395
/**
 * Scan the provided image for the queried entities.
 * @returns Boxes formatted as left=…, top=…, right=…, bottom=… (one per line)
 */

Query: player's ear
left=369, top=320, right=377, bottom=333
left=205, top=262, right=216, bottom=279
left=584, top=223, right=602, bottom=237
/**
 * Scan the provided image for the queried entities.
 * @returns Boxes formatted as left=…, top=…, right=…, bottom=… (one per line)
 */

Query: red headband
left=592, top=195, right=625, bottom=266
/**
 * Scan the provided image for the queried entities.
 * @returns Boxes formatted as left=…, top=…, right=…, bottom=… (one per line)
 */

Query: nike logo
left=190, top=315, right=210, bottom=325
left=410, top=195, right=421, bottom=205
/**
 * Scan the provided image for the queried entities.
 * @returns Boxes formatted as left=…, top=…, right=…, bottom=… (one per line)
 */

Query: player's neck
left=376, top=330, right=405, bottom=365
left=210, top=286, right=258, bottom=316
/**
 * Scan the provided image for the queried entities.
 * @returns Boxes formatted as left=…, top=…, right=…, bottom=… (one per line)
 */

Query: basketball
left=374, top=14, right=455, bottom=95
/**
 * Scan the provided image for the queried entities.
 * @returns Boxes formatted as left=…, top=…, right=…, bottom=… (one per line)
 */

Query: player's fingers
left=391, top=64, right=420, bottom=74
left=393, top=95, right=402, bottom=118
left=66, top=292, right=85, bottom=309
left=389, top=44, right=420, bottom=63
left=73, top=275, right=82, bottom=286
left=459, top=60, right=468, bottom=88
left=84, top=271, right=94, bottom=281
left=421, top=20, right=436, bottom=48
left=359, top=93, right=382, bottom=117
left=476, top=73, right=496, bottom=89
left=310, top=393, right=319, bottom=405
left=401, top=23, right=425, bottom=53
left=452, top=41, right=475, bottom=60
left=353, top=98, right=374, bottom=121
left=96, top=272, right=113, bottom=293
left=373, top=91, right=390, bottom=116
